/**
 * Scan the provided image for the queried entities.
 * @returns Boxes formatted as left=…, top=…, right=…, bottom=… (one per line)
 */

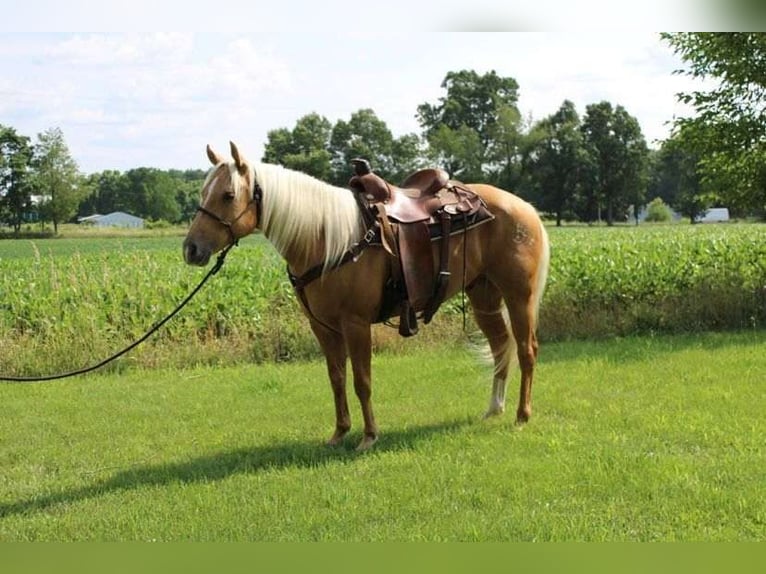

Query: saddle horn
left=351, top=158, right=373, bottom=176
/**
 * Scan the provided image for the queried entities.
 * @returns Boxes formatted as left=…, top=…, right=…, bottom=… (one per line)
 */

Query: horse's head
left=183, top=142, right=261, bottom=266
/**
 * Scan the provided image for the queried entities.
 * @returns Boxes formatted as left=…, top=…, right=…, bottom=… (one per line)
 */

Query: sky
left=0, top=3, right=720, bottom=174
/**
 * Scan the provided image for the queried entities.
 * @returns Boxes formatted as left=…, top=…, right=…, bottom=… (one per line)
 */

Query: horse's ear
left=230, top=141, right=248, bottom=174
left=206, top=144, right=224, bottom=166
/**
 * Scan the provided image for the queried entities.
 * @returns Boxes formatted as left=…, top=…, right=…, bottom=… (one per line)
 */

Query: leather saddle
left=348, top=159, right=492, bottom=336
left=350, top=160, right=481, bottom=223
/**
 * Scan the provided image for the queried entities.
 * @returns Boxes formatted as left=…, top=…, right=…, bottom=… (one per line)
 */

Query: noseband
left=195, top=179, right=264, bottom=247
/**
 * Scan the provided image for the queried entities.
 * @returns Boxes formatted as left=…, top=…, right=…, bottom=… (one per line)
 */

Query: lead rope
left=462, top=212, right=469, bottom=331
left=0, top=243, right=236, bottom=383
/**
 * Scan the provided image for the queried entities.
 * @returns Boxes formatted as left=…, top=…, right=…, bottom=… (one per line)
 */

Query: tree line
left=0, top=125, right=206, bottom=234
left=262, top=71, right=653, bottom=226
left=2, top=33, right=764, bottom=235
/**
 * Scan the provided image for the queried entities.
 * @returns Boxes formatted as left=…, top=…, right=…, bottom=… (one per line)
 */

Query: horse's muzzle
left=183, top=237, right=212, bottom=266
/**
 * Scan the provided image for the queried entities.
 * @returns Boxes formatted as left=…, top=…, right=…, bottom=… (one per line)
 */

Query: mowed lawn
left=0, top=331, right=764, bottom=541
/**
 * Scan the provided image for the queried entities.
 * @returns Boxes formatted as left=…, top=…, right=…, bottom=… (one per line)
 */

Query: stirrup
left=398, top=302, right=419, bottom=337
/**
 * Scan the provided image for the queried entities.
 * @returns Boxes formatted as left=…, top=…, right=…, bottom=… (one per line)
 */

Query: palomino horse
left=183, top=142, right=550, bottom=451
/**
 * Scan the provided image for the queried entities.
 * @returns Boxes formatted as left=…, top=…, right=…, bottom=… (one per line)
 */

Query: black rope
left=462, top=212, right=469, bottom=332
left=0, top=243, right=235, bottom=384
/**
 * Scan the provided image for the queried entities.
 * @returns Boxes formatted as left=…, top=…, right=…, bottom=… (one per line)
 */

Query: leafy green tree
left=78, top=170, right=129, bottom=216
left=424, top=124, right=484, bottom=182
left=417, top=70, right=520, bottom=147
left=417, top=69, right=521, bottom=180
left=170, top=169, right=207, bottom=222
left=388, top=133, right=426, bottom=184
left=79, top=168, right=201, bottom=223
left=330, top=108, right=395, bottom=183
left=262, top=112, right=333, bottom=180
left=489, top=103, right=525, bottom=190
left=649, top=128, right=710, bottom=223
left=146, top=171, right=181, bottom=223
left=30, top=127, right=85, bottom=233
left=0, top=125, right=33, bottom=233
left=264, top=110, right=424, bottom=186
left=581, top=102, right=649, bottom=225
left=330, top=110, right=424, bottom=185
left=523, top=100, right=592, bottom=226
left=662, top=32, right=766, bottom=218
left=123, top=168, right=180, bottom=222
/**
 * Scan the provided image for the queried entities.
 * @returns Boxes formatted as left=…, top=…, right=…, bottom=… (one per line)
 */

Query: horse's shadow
left=0, top=418, right=472, bottom=519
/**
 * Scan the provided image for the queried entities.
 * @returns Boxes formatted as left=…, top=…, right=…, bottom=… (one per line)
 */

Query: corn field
left=1, top=224, right=765, bottom=375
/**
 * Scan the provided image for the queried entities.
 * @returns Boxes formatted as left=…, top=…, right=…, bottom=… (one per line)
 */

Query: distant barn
left=78, top=212, right=145, bottom=228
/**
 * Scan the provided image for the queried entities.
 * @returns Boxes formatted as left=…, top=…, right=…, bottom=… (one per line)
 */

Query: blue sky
left=1, top=4, right=714, bottom=174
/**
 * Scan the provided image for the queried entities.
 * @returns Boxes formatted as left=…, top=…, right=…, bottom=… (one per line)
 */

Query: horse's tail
left=533, top=220, right=551, bottom=328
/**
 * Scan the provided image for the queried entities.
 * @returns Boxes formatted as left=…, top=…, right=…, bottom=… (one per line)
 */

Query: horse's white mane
left=247, top=162, right=364, bottom=270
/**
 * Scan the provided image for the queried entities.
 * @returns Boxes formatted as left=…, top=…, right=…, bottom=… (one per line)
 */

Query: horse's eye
left=222, top=191, right=235, bottom=202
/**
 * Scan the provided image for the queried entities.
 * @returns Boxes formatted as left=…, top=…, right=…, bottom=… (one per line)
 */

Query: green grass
left=1, top=331, right=763, bottom=541
left=0, top=234, right=183, bottom=260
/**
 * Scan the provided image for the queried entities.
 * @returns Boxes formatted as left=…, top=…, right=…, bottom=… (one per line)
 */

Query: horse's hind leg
left=506, top=291, right=539, bottom=424
left=467, top=277, right=514, bottom=418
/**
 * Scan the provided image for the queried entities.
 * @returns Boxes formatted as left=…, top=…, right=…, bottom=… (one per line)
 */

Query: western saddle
left=348, top=159, right=493, bottom=336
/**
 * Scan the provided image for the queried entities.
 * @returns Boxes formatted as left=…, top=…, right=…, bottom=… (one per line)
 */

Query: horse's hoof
left=484, top=406, right=505, bottom=419
left=327, top=429, right=348, bottom=447
left=355, top=434, right=378, bottom=451
left=515, top=410, right=530, bottom=425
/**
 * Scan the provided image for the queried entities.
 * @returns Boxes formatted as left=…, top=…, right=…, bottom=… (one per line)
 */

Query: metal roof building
left=78, top=211, right=145, bottom=228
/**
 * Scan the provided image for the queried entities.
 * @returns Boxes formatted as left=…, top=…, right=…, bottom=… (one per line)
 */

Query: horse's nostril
left=183, top=238, right=212, bottom=266
left=183, top=239, right=197, bottom=263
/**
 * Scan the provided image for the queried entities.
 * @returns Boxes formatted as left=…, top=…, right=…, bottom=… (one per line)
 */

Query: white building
left=78, top=211, right=145, bottom=228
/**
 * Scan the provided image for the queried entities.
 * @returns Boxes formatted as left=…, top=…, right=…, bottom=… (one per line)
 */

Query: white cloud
left=1, top=31, right=708, bottom=172
left=2, top=33, right=296, bottom=170
left=46, top=33, right=194, bottom=65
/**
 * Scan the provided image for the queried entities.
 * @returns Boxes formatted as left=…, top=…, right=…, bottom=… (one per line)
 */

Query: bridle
left=195, top=173, right=264, bottom=247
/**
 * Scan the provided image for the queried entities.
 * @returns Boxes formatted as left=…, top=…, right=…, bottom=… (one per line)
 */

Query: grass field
left=1, top=331, right=763, bottom=541
left=1, top=222, right=764, bottom=541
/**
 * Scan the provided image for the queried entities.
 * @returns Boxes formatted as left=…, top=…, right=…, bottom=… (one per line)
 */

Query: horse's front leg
left=344, top=321, right=377, bottom=451
left=311, top=323, right=351, bottom=446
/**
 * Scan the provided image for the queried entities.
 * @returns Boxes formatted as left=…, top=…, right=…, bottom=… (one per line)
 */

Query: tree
left=417, top=70, right=520, bottom=147
left=123, top=168, right=181, bottom=222
left=330, top=108, right=395, bottom=183
left=489, top=103, right=525, bottom=190
left=581, top=102, right=649, bottom=225
left=0, top=125, right=33, bottom=234
left=389, top=133, right=426, bottom=184
left=78, top=170, right=129, bottom=217
left=262, top=112, right=333, bottom=181
left=30, top=127, right=84, bottom=233
left=78, top=168, right=203, bottom=223
left=263, top=110, right=424, bottom=186
left=523, top=100, right=592, bottom=226
left=662, top=33, right=766, bottom=218
left=424, top=124, right=484, bottom=182
left=649, top=129, right=710, bottom=223
left=330, top=110, right=424, bottom=185
left=145, top=170, right=181, bottom=222
left=417, top=69, right=521, bottom=180
left=170, top=169, right=207, bottom=222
